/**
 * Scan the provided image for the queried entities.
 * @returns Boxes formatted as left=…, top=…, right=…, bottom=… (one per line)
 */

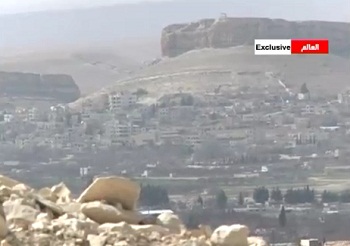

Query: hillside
left=161, top=17, right=350, bottom=58
left=70, top=45, right=350, bottom=109
left=0, top=40, right=160, bottom=94
left=0, top=1, right=348, bottom=95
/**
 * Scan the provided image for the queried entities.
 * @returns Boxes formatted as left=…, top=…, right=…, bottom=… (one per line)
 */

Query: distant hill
left=0, top=40, right=160, bottom=94
left=0, top=71, right=80, bottom=103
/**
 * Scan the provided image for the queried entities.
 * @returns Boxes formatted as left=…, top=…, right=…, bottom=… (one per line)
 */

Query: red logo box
left=291, top=39, right=329, bottom=54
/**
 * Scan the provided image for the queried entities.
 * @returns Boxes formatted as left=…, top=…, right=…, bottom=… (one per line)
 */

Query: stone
left=0, top=239, right=11, bottom=246
left=8, top=194, right=20, bottom=202
left=35, top=233, right=51, bottom=246
left=60, top=218, right=99, bottom=235
left=98, top=222, right=134, bottom=234
left=87, top=234, right=107, bottom=246
left=61, top=202, right=81, bottom=214
left=179, top=238, right=211, bottom=246
left=3, top=199, right=39, bottom=229
left=36, top=213, right=52, bottom=223
left=210, top=224, right=249, bottom=246
left=156, top=212, right=183, bottom=234
left=51, top=183, right=72, bottom=204
left=114, top=241, right=131, bottom=246
left=149, top=231, right=161, bottom=241
left=131, top=224, right=169, bottom=235
left=0, top=175, right=20, bottom=189
left=77, top=176, right=140, bottom=210
left=248, top=237, right=267, bottom=246
left=81, top=201, right=141, bottom=224
left=11, top=184, right=32, bottom=196
left=2, top=232, right=21, bottom=246
left=0, top=186, right=12, bottom=198
left=33, top=194, right=64, bottom=217
left=189, top=225, right=212, bottom=238
left=37, top=188, right=57, bottom=202
left=57, top=212, right=86, bottom=221
left=31, top=221, right=49, bottom=231
left=0, top=205, right=8, bottom=239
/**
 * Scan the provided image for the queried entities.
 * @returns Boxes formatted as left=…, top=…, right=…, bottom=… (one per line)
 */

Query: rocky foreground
left=0, top=175, right=266, bottom=246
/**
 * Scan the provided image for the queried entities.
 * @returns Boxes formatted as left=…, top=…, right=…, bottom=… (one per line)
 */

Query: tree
left=197, top=195, right=204, bottom=207
left=238, top=192, right=244, bottom=206
left=284, top=186, right=316, bottom=204
left=253, top=187, right=269, bottom=204
left=300, top=83, right=309, bottom=94
left=271, top=187, right=283, bottom=202
left=64, top=112, right=72, bottom=127
left=135, top=88, right=148, bottom=97
left=77, top=114, right=82, bottom=124
left=321, top=190, right=339, bottom=203
left=85, top=123, right=95, bottom=135
left=216, top=189, right=228, bottom=209
left=340, top=190, right=350, bottom=203
left=139, top=184, right=170, bottom=207
left=180, top=94, right=194, bottom=106
left=209, top=112, right=218, bottom=120
left=321, top=115, right=338, bottom=127
left=278, top=205, right=287, bottom=227
left=194, top=140, right=230, bottom=161
left=303, top=185, right=315, bottom=203
left=187, top=211, right=200, bottom=229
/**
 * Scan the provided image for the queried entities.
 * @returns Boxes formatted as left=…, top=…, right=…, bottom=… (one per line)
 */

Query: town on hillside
left=2, top=79, right=350, bottom=241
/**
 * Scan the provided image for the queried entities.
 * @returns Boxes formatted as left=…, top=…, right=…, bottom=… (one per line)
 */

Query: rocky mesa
left=0, top=174, right=267, bottom=246
left=161, top=17, right=350, bottom=58
left=0, top=71, right=81, bottom=103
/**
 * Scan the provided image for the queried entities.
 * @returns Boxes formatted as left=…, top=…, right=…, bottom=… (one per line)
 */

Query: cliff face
left=0, top=72, right=81, bottom=103
left=161, top=17, right=350, bottom=58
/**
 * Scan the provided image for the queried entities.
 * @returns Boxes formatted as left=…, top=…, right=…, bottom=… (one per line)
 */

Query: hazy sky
left=0, top=0, right=168, bottom=15
left=1, top=0, right=349, bottom=22
left=0, top=0, right=348, bottom=51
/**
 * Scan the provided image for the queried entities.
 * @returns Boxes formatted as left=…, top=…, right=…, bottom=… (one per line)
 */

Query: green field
left=134, top=174, right=350, bottom=198
left=28, top=174, right=350, bottom=198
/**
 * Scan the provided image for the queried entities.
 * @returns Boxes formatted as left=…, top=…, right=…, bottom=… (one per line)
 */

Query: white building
left=184, top=134, right=202, bottom=147
left=28, top=107, right=39, bottom=121
left=36, top=121, right=57, bottom=131
left=4, top=114, right=14, bottom=122
left=158, top=108, right=169, bottom=117
left=105, top=121, right=131, bottom=142
left=50, top=134, right=67, bottom=149
left=15, top=135, right=33, bottom=149
left=301, top=105, right=315, bottom=115
left=108, top=92, right=137, bottom=112
left=80, top=99, right=95, bottom=121
left=159, top=129, right=181, bottom=144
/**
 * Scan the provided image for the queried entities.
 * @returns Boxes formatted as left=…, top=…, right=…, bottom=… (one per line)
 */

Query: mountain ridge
left=0, top=71, right=81, bottom=103
left=161, top=17, right=350, bottom=58
left=1, top=0, right=349, bottom=49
